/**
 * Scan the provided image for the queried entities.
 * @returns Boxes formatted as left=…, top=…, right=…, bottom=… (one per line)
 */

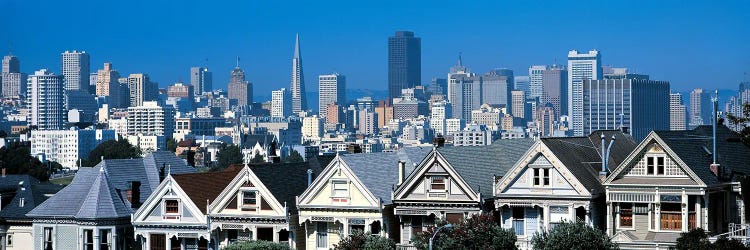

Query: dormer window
left=242, top=191, right=257, bottom=206
left=331, top=180, right=349, bottom=198
left=430, top=176, right=446, bottom=191
left=646, top=156, right=666, bottom=176
left=533, top=168, right=550, bottom=187
left=165, top=200, right=179, bottom=214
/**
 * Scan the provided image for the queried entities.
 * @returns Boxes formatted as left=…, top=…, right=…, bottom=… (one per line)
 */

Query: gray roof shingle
left=340, top=147, right=432, bottom=205
left=0, top=175, right=62, bottom=221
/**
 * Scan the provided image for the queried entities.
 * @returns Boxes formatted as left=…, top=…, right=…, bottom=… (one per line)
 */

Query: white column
left=703, top=194, right=710, bottom=229
left=655, top=188, right=661, bottom=231
left=682, top=190, right=688, bottom=232
left=252, top=226, right=258, bottom=241
left=585, top=203, right=591, bottom=226
left=606, top=202, right=613, bottom=236
left=695, top=197, right=701, bottom=229
left=543, top=205, right=550, bottom=231
left=568, top=204, right=574, bottom=223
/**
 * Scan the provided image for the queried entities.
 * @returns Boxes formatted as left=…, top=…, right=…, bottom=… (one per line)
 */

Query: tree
left=411, top=213, right=518, bottom=250
left=725, top=103, right=750, bottom=146
left=166, top=138, right=178, bottom=153
left=82, top=139, right=142, bottom=167
left=216, top=144, right=243, bottom=170
left=530, top=221, right=618, bottom=250
left=334, top=230, right=396, bottom=250
left=0, top=142, right=61, bottom=181
left=284, top=149, right=304, bottom=163
left=250, top=149, right=265, bottom=164
left=222, top=240, right=291, bottom=250
left=674, top=228, right=748, bottom=250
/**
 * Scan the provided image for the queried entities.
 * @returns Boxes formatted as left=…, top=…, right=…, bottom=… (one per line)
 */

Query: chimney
left=307, top=169, right=313, bottom=187
left=159, top=164, right=166, bottom=182
left=2, top=168, right=5, bottom=177
left=130, top=181, right=141, bottom=208
left=398, top=161, right=406, bottom=186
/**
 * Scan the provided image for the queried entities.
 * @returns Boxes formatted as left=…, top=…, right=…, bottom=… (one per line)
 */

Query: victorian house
left=0, top=174, right=61, bottom=250
left=603, top=126, right=750, bottom=249
left=133, top=160, right=325, bottom=250
left=493, top=131, right=635, bottom=249
left=392, top=140, right=534, bottom=247
left=296, top=147, right=430, bottom=250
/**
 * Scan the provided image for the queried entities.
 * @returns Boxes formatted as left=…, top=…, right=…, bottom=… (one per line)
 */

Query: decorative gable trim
left=494, top=141, right=593, bottom=197
left=393, top=148, right=479, bottom=202
left=132, top=175, right=206, bottom=224
left=296, top=155, right=380, bottom=209
left=208, top=165, right=285, bottom=216
left=603, top=132, right=707, bottom=186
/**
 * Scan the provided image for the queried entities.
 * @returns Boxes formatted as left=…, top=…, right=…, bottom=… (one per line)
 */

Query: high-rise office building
left=514, top=76, right=530, bottom=94
left=95, top=63, right=129, bottom=108
left=2, top=53, right=26, bottom=98
left=482, top=68, right=513, bottom=108
left=447, top=55, right=480, bottom=120
left=290, top=34, right=307, bottom=113
left=689, top=88, right=712, bottom=128
left=127, top=101, right=176, bottom=138
left=61, top=50, right=90, bottom=92
left=128, top=73, right=157, bottom=107
left=582, top=78, right=669, bottom=140
left=528, top=65, right=548, bottom=100
left=568, top=50, right=602, bottom=136
left=430, top=101, right=452, bottom=136
left=358, top=109, right=378, bottom=135
left=167, top=82, right=194, bottom=98
left=429, top=78, right=448, bottom=96
left=271, top=88, right=292, bottom=118
left=537, top=104, right=556, bottom=137
left=670, top=93, right=687, bottom=131
left=318, top=73, right=346, bottom=120
left=27, top=69, right=65, bottom=130
left=227, top=62, right=253, bottom=107
left=388, top=31, right=421, bottom=101
left=190, top=66, right=212, bottom=96
left=541, top=66, right=567, bottom=118
left=511, top=90, right=526, bottom=119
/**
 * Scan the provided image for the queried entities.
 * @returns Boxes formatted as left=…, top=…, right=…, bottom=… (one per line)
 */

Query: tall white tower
left=290, top=34, right=307, bottom=113
left=27, top=69, right=65, bottom=130
left=567, top=50, right=601, bottom=136
left=61, top=50, right=90, bottom=92
left=318, top=73, right=346, bottom=120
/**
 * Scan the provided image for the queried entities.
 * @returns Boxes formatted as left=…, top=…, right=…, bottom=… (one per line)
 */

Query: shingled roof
left=27, top=167, right=132, bottom=220
left=248, top=161, right=325, bottom=213
left=438, top=139, right=536, bottom=197
left=651, top=126, right=750, bottom=185
left=0, top=175, right=62, bottom=221
left=541, top=130, right=636, bottom=194
left=340, top=147, right=432, bottom=204
left=172, top=165, right=243, bottom=214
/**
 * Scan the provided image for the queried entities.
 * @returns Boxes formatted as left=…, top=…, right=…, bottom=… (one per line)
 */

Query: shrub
left=530, top=221, right=618, bottom=250
left=334, top=230, right=396, bottom=250
left=222, top=240, right=291, bottom=250
left=411, top=213, right=518, bottom=250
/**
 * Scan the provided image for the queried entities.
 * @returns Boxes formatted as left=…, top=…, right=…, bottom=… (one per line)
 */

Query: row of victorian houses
left=0, top=125, right=748, bottom=250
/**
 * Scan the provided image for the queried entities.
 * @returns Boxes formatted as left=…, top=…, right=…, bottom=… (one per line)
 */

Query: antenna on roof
left=712, top=90, right=718, bottom=165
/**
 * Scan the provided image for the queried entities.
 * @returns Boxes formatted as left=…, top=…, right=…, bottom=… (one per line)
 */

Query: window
left=430, top=176, right=446, bottom=191
left=411, top=216, right=423, bottom=237
left=316, top=222, right=328, bottom=249
left=512, top=207, right=525, bottom=235
left=533, top=168, right=550, bottom=187
left=657, top=157, right=665, bottom=175
left=242, top=191, right=257, bottom=206
left=647, top=157, right=655, bottom=175
left=43, top=227, right=53, bottom=250
left=6, top=234, right=12, bottom=247
left=619, top=203, right=633, bottom=228
left=83, top=229, right=94, bottom=250
left=227, top=230, right=238, bottom=243
left=100, top=229, right=112, bottom=250
left=165, top=200, right=179, bottom=214
left=332, top=181, right=349, bottom=197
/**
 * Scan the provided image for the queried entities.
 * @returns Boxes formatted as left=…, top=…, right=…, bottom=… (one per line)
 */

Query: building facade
left=2, top=53, right=26, bottom=99
left=127, top=101, right=176, bottom=138
left=271, top=88, right=292, bottom=118
left=128, top=73, right=157, bottom=107
left=61, top=50, right=90, bottom=92
left=689, top=88, right=712, bottom=128
left=30, top=129, right=116, bottom=170
left=27, top=69, right=66, bottom=130
left=190, top=67, right=213, bottom=96
left=290, top=34, right=307, bottom=113
left=388, top=31, right=421, bottom=101
left=568, top=50, right=602, bottom=136
left=318, top=73, right=346, bottom=120
left=228, top=65, right=253, bottom=107
left=670, top=93, right=687, bottom=131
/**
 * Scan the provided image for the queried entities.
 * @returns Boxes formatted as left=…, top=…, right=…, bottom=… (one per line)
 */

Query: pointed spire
left=294, top=33, right=301, bottom=59
left=236, top=56, right=240, bottom=68
left=457, top=52, right=463, bottom=66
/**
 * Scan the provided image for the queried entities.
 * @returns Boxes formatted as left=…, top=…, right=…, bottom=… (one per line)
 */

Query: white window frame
left=428, top=175, right=448, bottom=192
left=42, top=227, right=54, bottom=250
left=316, top=222, right=328, bottom=249
left=617, top=203, right=635, bottom=230
left=330, top=179, right=349, bottom=198
left=99, top=228, right=113, bottom=250
left=5, top=233, right=12, bottom=247
left=532, top=167, right=551, bottom=187
left=81, top=228, right=95, bottom=250
left=163, top=199, right=180, bottom=217
left=240, top=189, right=259, bottom=209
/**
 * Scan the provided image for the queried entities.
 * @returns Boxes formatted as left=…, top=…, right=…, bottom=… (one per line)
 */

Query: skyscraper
left=318, top=73, right=346, bottom=120
left=528, top=65, right=548, bottom=100
left=388, top=31, right=421, bottom=101
left=190, top=67, right=212, bottom=96
left=430, top=101, right=452, bottom=136
left=689, top=88, right=712, bottom=128
left=27, top=69, right=65, bottom=130
left=95, top=63, right=129, bottom=108
left=290, top=34, right=307, bottom=113
left=541, top=66, right=567, bottom=118
left=447, top=54, right=480, bottom=120
left=2, top=53, right=26, bottom=98
left=582, top=78, right=669, bottom=140
left=128, top=73, right=157, bottom=107
left=670, top=93, right=687, bottom=130
left=514, top=76, right=530, bottom=94
left=482, top=68, right=513, bottom=108
left=568, top=50, right=602, bottom=136
left=227, top=60, right=253, bottom=107
left=511, top=90, right=526, bottom=119
left=271, top=88, right=292, bottom=118
left=61, top=50, right=90, bottom=92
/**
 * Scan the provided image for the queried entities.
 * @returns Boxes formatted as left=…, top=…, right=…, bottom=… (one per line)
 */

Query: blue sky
left=1, top=0, right=748, bottom=96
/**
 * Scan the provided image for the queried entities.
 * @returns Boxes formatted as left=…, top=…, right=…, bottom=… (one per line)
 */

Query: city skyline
left=1, top=1, right=748, bottom=97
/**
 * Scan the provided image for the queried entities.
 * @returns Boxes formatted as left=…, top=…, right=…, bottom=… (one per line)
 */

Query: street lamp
left=429, top=223, right=453, bottom=250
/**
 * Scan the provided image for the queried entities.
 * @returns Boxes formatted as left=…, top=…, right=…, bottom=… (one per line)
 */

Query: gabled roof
left=247, top=161, right=325, bottom=212
left=172, top=166, right=243, bottom=214
left=27, top=167, right=132, bottom=220
left=0, top=175, right=62, bottom=221
left=541, top=130, right=636, bottom=194
left=438, top=139, right=536, bottom=195
left=651, top=126, right=750, bottom=185
left=242, top=134, right=276, bottom=149
left=339, top=147, right=432, bottom=204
